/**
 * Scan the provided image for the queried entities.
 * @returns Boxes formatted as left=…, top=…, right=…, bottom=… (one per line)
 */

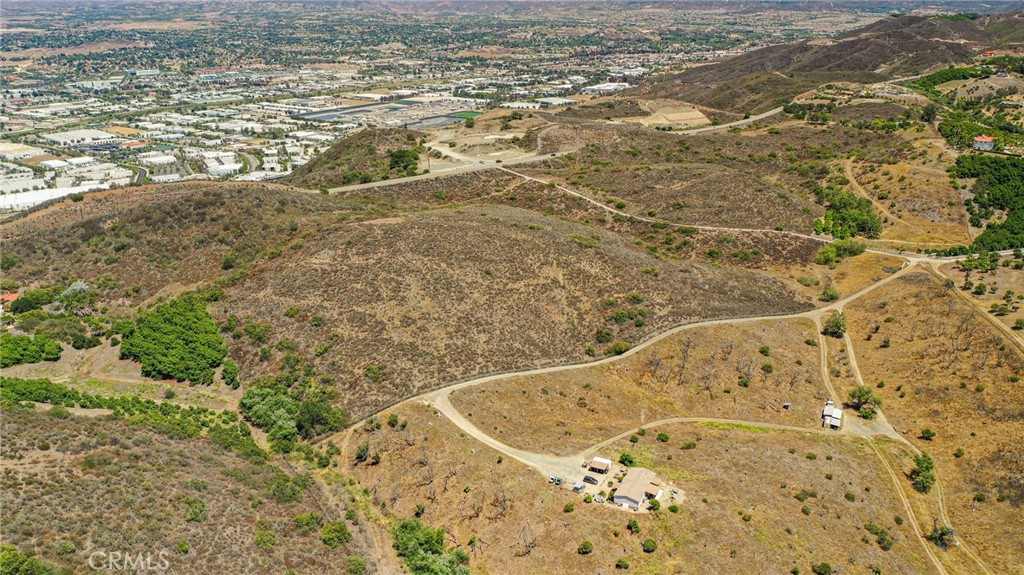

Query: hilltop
left=284, top=127, right=428, bottom=190
left=640, top=11, right=1024, bottom=113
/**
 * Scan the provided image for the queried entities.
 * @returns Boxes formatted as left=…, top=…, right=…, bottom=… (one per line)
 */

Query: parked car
left=583, top=476, right=599, bottom=485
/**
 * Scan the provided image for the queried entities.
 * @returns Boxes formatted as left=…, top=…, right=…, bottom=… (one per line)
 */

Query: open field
left=844, top=272, right=1024, bottom=574
left=220, top=204, right=809, bottom=419
left=450, top=318, right=829, bottom=456
left=344, top=402, right=938, bottom=575
left=846, top=159, right=972, bottom=247
left=518, top=121, right=916, bottom=235
left=939, top=259, right=1024, bottom=331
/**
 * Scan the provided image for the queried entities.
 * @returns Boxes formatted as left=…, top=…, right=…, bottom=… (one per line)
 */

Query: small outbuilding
left=822, top=399, right=843, bottom=429
left=973, top=136, right=995, bottom=151
left=589, top=457, right=612, bottom=474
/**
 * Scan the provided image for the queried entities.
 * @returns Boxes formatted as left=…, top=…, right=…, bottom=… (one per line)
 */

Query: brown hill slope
left=0, top=176, right=812, bottom=419
left=640, top=11, right=1024, bottom=113
left=1, top=408, right=371, bottom=574
left=219, top=204, right=810, bottom=418
left=284, top=127, right=427, bottom=190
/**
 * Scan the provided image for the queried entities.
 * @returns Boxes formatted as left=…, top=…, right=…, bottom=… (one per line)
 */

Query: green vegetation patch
left=0, top=333, right=62, bottom=368
left=392, top=518, right=469, bottom=575
left=119, top=293, right=227, bottom=385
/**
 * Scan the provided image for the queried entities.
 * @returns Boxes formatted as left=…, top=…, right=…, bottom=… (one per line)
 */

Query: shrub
left=578, top=541, right=593, bottom=555
left=647, top=499, right=661, bottom=511
left=183, top=496, right=208, bottom=522
left=255, top=530, right=276, bottom=551
left=656, top=433, right=669, bottom=443
left=642, top=539, right=657, bottom=553
left=819, top=286, right=840, bottom=302
left=563, top=503, right=575, bottom=513
left=627, top=519, right=640, bottom=534
left=347, top=556, right=368, bottom=575
left=321, top=521, right=352, bottom=548
left=616, top=558, right=630, bottom=569
left=604, top=341, right=632, bottom=356
left=294, top=512, right=323, bottom=533
left=811, top=563, right=833, bottom=575
left=928, top=524, right=954, bottom=550
left=618, top=452, right=635, bottom=467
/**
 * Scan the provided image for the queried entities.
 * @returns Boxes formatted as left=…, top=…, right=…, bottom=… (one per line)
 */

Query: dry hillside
left=637, top=12, right=1024, bottom=113
left=1, top=409, right=371, bottom=574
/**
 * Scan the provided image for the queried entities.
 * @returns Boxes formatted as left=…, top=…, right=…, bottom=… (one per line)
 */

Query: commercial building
left=582, top=82, right=631, bottom=95
left=536, top=97, right=579, bottom=108
left=0, top=143, right=45, bottom=161
left=0, top=163, right=46, bottom=193
left=42, top=129, right=123, bottom=147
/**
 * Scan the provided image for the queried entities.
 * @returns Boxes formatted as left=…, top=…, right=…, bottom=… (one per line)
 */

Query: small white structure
left=589, top=457, right=613, bottom=474
left=613, top=467, right=662, bottom=511
left=822, top=399, right=843, bottom=429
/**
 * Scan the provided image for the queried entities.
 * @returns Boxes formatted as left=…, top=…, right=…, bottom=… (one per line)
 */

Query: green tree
left=821, top=311, right=847, bottom=338
left=911, top=452, right=937, bottom=493
left=392, top=519, right=468, bottom=575
left=0, top=544, right=67, bottom=574
left=847, top=384, right=882, bottom=416
left=0, top=334, right=62, bottom=368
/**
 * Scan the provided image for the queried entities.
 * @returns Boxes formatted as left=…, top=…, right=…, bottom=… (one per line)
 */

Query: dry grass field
left=344, top=403, right=937, bottom=575
left=846, top=159, right=971, bottom=246
left=938, top=259, right=1024, bottom=331
left=1, top=408, right=369, bottom=574
left=776, top=251, right=906, bottom=305
left=450, top=318, right=828, bottom=455
left=844, top=272, right=1024, bottom=574
left=518, top=121, right=914, bottom=235
left=220, top=204, right=809, bottom=419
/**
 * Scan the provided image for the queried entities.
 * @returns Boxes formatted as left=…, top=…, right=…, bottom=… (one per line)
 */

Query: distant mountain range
left=639, top=11, right=1024, bottom=113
